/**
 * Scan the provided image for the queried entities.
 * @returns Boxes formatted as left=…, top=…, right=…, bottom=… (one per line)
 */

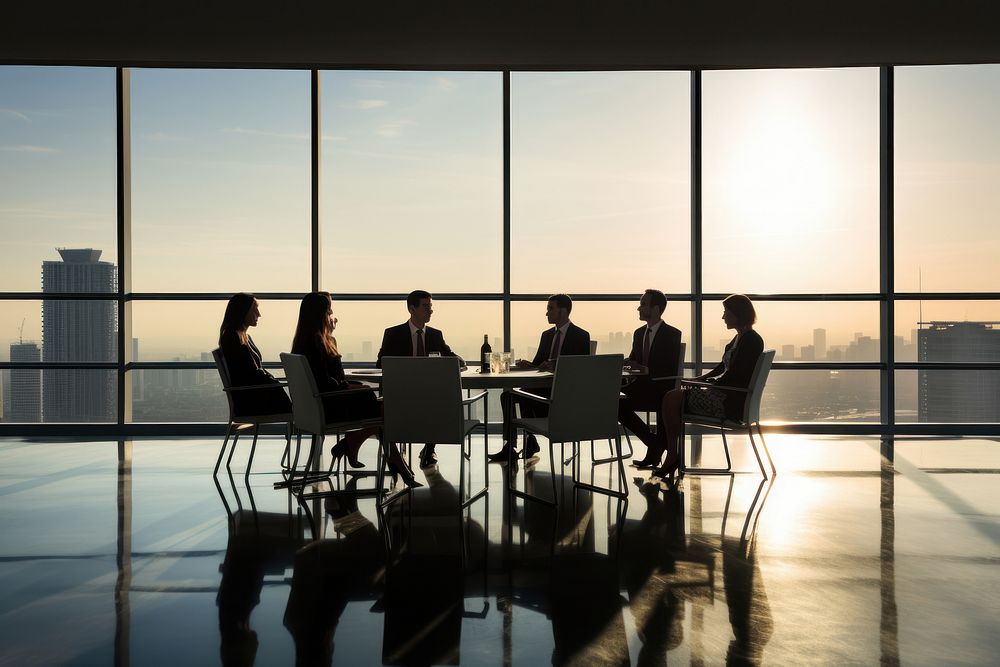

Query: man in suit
left=377, top=290, right=464, bottom=468
left=621, top=289, right=683, bottom=469
left=488, top=294, right=591, bottom=463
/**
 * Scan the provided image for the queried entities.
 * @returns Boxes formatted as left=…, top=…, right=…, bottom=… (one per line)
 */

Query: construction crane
left=18, top=318, right=25, bottom=344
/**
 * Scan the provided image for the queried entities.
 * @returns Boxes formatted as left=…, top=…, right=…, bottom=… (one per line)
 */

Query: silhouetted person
left=292, top=292, right=419, bottom=486
left=652, top=294, right=764, bottom=479
left=376, top=290, right=464, bottom=469
left=489, top=294, right=590, bottom=463
left=619, top=289, right=683, bottom=469
left=218, top=293, right=292, bottom=416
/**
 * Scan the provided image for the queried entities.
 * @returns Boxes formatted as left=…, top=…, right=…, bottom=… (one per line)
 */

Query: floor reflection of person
left=283, top=510, right=385, bottom=667
left=722, top=535, right=773, bottom=665
left=616, top=483, right=687, bottom=666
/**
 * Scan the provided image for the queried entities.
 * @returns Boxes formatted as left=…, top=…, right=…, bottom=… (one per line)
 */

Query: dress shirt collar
left=645, top=319, right=664, bottom=338
left=408, top=320, right=424, bottom=335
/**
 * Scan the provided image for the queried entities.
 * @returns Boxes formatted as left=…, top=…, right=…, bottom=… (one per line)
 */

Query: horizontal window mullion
left=0, top=362, right=118, bottom=370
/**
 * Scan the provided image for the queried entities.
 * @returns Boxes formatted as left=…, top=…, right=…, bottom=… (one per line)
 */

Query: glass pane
left=37, top=369, right=116, bottom=423
left=896, top=370, right=1000, bottom=423
left=702, top=300, right=879, bottom=363
left=895, top=300, right=1000, bottom=362
left=763, top=369, right=880, bottom=422
left=321, top=71, right=502, bottom=292
left=330, top=300, right=502, bottom=364
left=895, top=65, right=1000, bottom=292
left=0, top=67, right=117, bottom=291
left=130, top=370, right=226, bottom=422
left=703, top=68, right=879, bottom=293
left=131, top=299, right=299, bottom=362
left=511, top=300, right=691, bottom=364
left=1, top=299, right=116, bottom=363
left=131, top=69, right=311, bottom=292
left=511, top=71, right=690, bottom=293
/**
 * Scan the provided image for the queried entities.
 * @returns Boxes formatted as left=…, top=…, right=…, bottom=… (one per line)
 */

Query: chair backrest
left=280, top=353, right=326, bottom=435
left=212, top=348, right=237, bottom=416
left=381, top=356, right=465, bottom=444
left=741, top=349, right=776, bottom=424
left=589, top=340, right=598, bottom=355
left=547, top=354, right=624, bottom=442
left=673, top=342, right=687, bottom=389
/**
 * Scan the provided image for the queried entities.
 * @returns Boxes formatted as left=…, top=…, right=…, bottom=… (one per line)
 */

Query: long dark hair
left=219, top=293, right=256, bottom=346
left=291, top=292, right=340, bottom=358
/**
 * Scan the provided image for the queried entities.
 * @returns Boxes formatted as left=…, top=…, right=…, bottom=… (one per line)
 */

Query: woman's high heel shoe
left=651, top=456, right=681, bottom=479
left=331, top=438, right=366, bottom=469
left=631, top=448, right=663, bottom=469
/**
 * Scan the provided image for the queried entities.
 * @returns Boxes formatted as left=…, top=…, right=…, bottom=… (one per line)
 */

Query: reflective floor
left=1, top=434, right=999, bottom=665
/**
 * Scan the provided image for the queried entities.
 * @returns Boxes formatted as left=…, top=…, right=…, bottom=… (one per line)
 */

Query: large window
left=1, top=65, right=997, bottom=430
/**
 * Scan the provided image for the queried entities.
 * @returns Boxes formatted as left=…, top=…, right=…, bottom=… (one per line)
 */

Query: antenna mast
left=18, top=318, right=25, bottom=344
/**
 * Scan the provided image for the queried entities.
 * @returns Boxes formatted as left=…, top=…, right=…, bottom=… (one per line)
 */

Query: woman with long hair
left=218, top=293, right=292, bottom=416
left=651, top=294, right=764, bottom=479
left=291, top=292, right=420, bottom=487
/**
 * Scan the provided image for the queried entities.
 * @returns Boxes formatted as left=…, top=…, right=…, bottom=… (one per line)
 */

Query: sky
left=1, top=65, right=998, bottom=362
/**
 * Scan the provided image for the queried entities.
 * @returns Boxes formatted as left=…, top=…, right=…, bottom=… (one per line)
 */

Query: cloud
left=321, top=134, right=348, bottom=142
left=0, top=144, right=58, bottom=153
left=353, top=78, right=390, bottom=89
left=375, top=120, right=415, bottom=138
left=433, top=77, right=458, bottom=92
left=141, top=131, right=189, bottom=142
left=356, top=99, right=388, bottom=110
left=222, top=127, right=308, bottom=140
left=0, top=108, right=31, bottom=122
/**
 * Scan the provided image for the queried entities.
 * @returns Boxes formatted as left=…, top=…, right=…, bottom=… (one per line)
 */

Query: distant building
left=800, top=345, right=815, bottom=361
left=362, top=340, right=373, bottom=359
left=42, top=248, right=117, bottom=422
left=781, top=344, right=796, bottom=360
left=131, top=338, right=143, bottom=401
left=918, top=322, right=1000, bottom=422
left=813, top=328, right=827, bottom=360
left=8, top=342, right=41, bottom=422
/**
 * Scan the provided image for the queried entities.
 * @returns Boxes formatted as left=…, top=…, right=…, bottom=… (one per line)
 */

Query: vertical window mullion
left=880, top=65, right=895, bottom=432
left=691, top=70, right=703, bottom=376
left=116, top=67, right=132, bottom=425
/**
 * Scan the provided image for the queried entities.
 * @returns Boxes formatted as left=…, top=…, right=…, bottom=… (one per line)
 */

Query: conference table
left=346, top=366, right=647, bottom=389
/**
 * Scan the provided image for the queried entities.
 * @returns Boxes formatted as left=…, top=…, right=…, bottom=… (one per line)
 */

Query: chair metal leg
left=244, top=424, right=260, bottom=484
left=214, top=421, right=235, bottom=476
left=226, top=430, right=241, bottom=468
left=574, top=435, right=628, bottom=500
left=747, top=424, right=768, bottom=479
left=681, top=421, right=734, bottom=475
left=756, top=422, right=776, bottom=476
left=592, top=429, right=632, bottom=464
left=280, top=421, right=292, bottom=470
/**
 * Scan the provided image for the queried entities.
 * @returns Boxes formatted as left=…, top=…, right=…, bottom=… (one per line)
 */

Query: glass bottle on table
left=480, top=334, right=492, bottom=373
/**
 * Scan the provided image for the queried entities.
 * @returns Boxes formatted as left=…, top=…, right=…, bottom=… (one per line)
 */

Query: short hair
left=643, top=289, right=667, bottom=314
left=548, top=293, right=573, bottom=314
left=406, top=290, right=432, bottom=310
left=722, top=294, right=757, bottom=326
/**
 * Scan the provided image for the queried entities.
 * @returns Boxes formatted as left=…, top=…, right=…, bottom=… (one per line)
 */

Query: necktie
left=416, top=329, right=426, bottom=356
left=550, top=329, right=562, bottom=360
left=642, top=327, right=652, bottom=366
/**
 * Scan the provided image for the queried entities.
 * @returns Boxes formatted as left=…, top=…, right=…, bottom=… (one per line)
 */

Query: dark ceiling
left=4, top=1, right=1000, bottom=70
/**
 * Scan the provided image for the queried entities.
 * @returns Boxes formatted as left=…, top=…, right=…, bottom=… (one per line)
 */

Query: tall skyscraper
left=42, top=248, right=117, bottom=422
left=919, top=322, right=1000, bottom=422
left=813, top=328, right=827, bottom=360
left=8, top=342, right=41, bottom=422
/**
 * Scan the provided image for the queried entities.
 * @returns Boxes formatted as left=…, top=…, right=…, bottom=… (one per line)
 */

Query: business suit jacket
left=702, top=329, right=765, bottom=420
left=624, top=323, right=683, bottom=409
left=530, top=322, right=591, bottom=366
left=376, top=322, right=457, bottom=368
left=219, top=334, right=292, bottom=417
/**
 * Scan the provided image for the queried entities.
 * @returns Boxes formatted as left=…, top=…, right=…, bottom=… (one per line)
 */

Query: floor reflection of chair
left=378, top=472, right=490, bottom=666
left=214, top=471, right=307, bottom=666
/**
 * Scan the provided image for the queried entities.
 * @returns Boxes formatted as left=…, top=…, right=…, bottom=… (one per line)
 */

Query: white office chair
left=379, top=356, right=488, bottom=510
left=510, top=354, right=627, bottom=505
left=680, top=349, right=776, bottom=478
left=279, top=352, right=383, bottom=497
left=212, top=348, right=292, bottom=482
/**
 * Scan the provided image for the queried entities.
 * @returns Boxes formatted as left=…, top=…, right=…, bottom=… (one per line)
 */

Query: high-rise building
left=800, top=345, right=815, bottom=361
left=813, top=328, right=827, bottom=360
left=918, top=322, right=1000, bottom=422
left=131, top=337, right=144, bottom=401
left=9, top=342, right=41, bottom=422
left=781, top=344, right=796, bottom=360
left=42, top=248, right=117, bottom=422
